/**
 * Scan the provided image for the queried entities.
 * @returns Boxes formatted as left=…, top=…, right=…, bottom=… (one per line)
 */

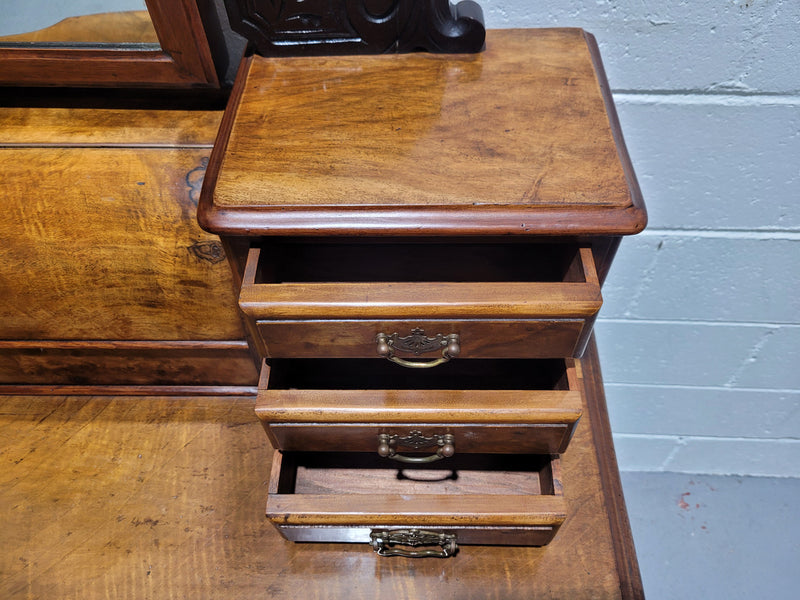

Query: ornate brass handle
left=377, top=431, right=455, bottom=463
left=375, top=328, right=460, bottom=368
left=370, top=529, right=458, bottom=558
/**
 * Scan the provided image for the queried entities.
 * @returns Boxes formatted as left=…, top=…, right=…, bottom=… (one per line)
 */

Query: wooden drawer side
left=256, top=359, right=583, bottom=455
left=239, top=244, right=602, bottom=321
left=266, top=451, right=566, bottom=547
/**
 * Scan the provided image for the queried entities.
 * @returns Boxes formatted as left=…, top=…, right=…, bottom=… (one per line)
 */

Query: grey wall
left=484, top=1, right=799, bottom=476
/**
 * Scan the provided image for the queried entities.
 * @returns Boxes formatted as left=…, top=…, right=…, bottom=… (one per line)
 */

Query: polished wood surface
left=0, top=105, right=256, bottom=389
left=258, top=357, right=581, bottom=454
left=256, top=319, right=588, bottom=359
left=0, top=148, right=240, bottom=340
left=0, top=339, right=641, bottom=598
left=257, top=388, right=582, bottom=423
left=241, top=243, right=600, bottom=358
left=267, top=452, right=565, bottom=546
left=0, top=106, right=221, bottom=146
left=257, top=359, right=582, bottom=454
left=199, top=29, right=646, bottom=236
left=0, top=340, right=256, bottom=386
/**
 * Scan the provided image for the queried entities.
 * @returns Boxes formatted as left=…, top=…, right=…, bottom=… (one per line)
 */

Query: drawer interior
left=253, top=240, right=588, bottom=283
left=274, top=452, right=559, bottom=497
left=264, top=358, right=571, bottom=391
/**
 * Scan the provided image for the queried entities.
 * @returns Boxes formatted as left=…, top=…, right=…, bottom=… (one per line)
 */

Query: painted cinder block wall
left=485, top=0, right=800, bottom=476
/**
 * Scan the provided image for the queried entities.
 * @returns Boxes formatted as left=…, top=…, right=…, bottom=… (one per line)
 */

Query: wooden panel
left=256, top=319, right=586, bottom=358
left=0, top=106, right=222, bottom=146
left=243, top=283, right=600, bottom=319
left=217, top=29, right=626, bottom=208
left=256, top=389, right=582, bottom=424
left=0, top=341, right=258, bottom=386
left=0, top=340, right=641, bottom=597
left=267, top=452, right=566, bottom=530
left=267, top=423, right=575, bottom=455
left=199, top=29, right=646, bottom=236
left=277, top=525, right=558, bottom=547
left=257, top=379, right=582, bottom=454
left=240, top=245, right=601, bottom=322
left=0, top=147, right=243, bottom=341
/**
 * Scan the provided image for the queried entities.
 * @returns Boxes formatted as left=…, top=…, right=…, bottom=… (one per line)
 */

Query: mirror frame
left=0, top=0, right=219, bottom=88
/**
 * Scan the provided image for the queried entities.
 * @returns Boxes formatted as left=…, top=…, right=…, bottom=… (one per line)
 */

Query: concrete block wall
left=485, top=1, right=800, bottom=476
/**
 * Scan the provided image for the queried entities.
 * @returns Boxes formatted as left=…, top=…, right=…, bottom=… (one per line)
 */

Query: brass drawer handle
left=375, top=329, right=460, bottom=369
left=370, top=529, right=458, bottom=558
left=377, top=431, right=455, bottom=463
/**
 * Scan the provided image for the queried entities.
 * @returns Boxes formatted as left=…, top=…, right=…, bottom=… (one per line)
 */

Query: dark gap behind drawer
left=266, top=358, right=568, bottom=390
left=255, top=241, right=585, bottom=283
left=276, top=452, right=556, bottom=496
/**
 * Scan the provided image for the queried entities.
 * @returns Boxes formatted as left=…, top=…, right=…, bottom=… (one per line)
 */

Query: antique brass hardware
left=375, top=329, right=460, bottom=368
left=369, top=529, right=458, bottom=558
left=377, top=431, right=455, bottom=463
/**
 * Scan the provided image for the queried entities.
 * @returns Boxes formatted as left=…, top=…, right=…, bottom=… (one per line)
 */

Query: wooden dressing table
left=198, top=26, right=645, bottom=595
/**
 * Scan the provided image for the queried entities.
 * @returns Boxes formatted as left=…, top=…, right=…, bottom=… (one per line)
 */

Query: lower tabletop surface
left=0, top=341, right=642, bottom=600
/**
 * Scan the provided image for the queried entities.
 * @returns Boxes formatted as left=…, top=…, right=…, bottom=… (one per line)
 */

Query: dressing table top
left=199, top=28, right=646, bottom=237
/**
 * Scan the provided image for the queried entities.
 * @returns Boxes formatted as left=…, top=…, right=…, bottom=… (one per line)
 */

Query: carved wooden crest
left=224, top=0, right=485, bottom=55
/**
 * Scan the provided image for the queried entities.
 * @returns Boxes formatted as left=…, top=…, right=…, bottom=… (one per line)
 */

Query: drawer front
left=274, top=525, right=559, bottom=548
left=239, top=244, right=602, bottom=359
left=256, top=359, right=582, bottom=456
left=255, top=318, right=590, bottom=359
left=267, top=451, right=566, bottom=549
left=266, top=423, right=576, bottom=456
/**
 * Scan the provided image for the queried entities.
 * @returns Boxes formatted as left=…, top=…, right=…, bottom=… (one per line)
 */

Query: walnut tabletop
left=198, top=28, right=646, bottom=237
left=0, top=340, right=642, bottom=599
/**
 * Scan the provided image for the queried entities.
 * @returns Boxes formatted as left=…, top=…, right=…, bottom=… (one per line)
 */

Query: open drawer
left=267, top=451, right=566, bottom=552
left=239, top=241, right=602, bottom=359
left=256, top=358, right=582, bottom=456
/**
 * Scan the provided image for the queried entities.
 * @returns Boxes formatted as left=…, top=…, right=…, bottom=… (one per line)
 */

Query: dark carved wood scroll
left=224, top=0, right=485, bottom=55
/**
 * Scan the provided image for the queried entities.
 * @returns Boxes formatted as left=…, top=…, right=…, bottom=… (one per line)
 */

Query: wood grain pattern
left=257, top=369, right=582, bottom=454
left=0, top=340, right=258, bottom=386
left=268, top=492, right=567, bottom=527
left=256, top=389, right=583, bottom=424
left=199, top=28, right=646, bottom=236
left=268, top=451, right=565, bottom=544
left=266, top=423, right=576, bottom=455
left=0, top=148, right=243, bottom=341
left=582, top=338, right=646, bottom=598
left=0, top=106, right=221, bottom=146
left=240, top=245, right=601, bottom=321
left=255, top=319, right=587, bottom=358
left=244, top=286, right=601, bottom=318
left=0, top=340, right=639, bottom=597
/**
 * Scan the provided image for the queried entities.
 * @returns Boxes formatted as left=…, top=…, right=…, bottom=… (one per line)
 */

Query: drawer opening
left=253, top=241, right=589, bottom=284
left=274, top=452, right=559, bottom=497
left=264, top=358, right=571, bottom=391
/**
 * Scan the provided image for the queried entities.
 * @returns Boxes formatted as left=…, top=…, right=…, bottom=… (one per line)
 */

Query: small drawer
left=256, top=358, right=582, bottom=456
left=239, top=241, right=602, bottom=359
left=267, top=451, right=566, bottom=551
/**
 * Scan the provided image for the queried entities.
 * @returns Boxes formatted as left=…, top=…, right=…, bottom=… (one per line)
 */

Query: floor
left=620, top=471, right=800, bottom=599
